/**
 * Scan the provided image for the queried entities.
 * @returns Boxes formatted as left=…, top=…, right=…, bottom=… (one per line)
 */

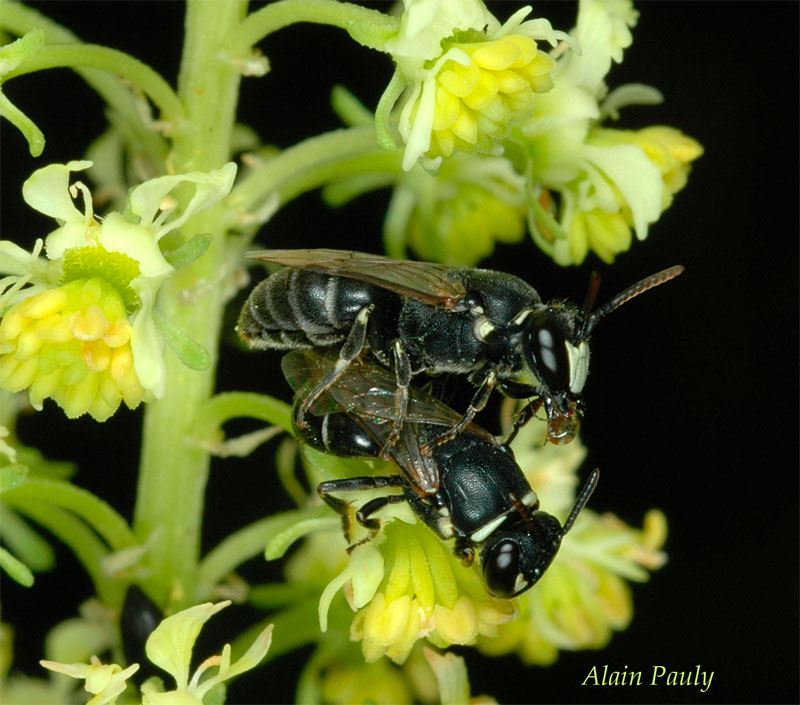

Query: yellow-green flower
left=479, top=508, right=667, bottom=664
left=508, top=0, right=702, bottom=265
left=385, top=152, right=527, bottom=265
left=382, top=0, right=564, bottom=170
left=313, top=500, right=514, bottom=665
left=476, top=416, right=667, bottom=664
left=140, top=601, right=272, bottom=705
left=40, top=655, right=139, bottom=705
left=317, top=656, right=415, bottom=705
left=0, top=160, right=236, bottom=420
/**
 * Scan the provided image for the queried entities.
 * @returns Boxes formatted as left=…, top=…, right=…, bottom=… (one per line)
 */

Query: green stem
left=228, top=126, right=399, bottom=217
left=0, top=1, right=170, bottom=155
left=133, top=0, right=247, bottom=606
left=193, top=506, right=329, bottom=601
left=227, top=0, right=398, bottom=55
left=10, top=501, right=119, bottom=603
left=2, top=479, right=137, bottom=552
left=192, top=392, right=293, bottom=441
left=4, top=43, right=185, bottom=120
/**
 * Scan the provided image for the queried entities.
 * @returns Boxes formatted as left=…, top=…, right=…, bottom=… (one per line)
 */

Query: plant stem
left=133, top=0, right=247, bottom=606
left=0, top=1, right=169, bottom=156
left=5, top=43, right=185, bottom=120
left=227, top=0, right=398, bottom=55
left=228, top=126, right=398, bottom=216
left=2, top=479, right=137, bottom=551
left=193, top=506, right=330, bottom=601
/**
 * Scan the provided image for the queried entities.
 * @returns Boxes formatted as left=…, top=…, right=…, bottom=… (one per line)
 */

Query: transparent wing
left=247, top=249, right=467, bottom=308
left=281, top=350, right=444, bottom=492
left=281, top=350, right=493, bottom=439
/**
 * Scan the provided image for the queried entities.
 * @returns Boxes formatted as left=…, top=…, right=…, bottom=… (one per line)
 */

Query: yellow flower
left=477, top=417, right=667, bottom=663
left=0, top=277, right=143, bottom=420
left=591, top=125, right=704, bottom=209
left=382, top=0, right=564, bottom=170
left=317, top=515, right=514, bottom=665
left=0, top=160, right=236, bottom=420
left=386, top=152, right=526, bottom=265
left=509, top=0, right=702, bottom=265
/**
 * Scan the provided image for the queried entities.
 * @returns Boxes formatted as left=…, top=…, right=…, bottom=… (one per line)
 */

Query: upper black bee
left=239, top=249, right=683, bottom=449
left=282, top=349, right=598, bottom=598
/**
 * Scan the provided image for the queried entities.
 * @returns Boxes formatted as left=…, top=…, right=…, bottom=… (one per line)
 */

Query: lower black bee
left=282, top=349, right=598, bottom=598
left=239, top=249, right=682, bottom=451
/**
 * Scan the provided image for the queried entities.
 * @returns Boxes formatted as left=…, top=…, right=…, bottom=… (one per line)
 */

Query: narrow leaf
left=153, top=309, right=210, bottom=370
left=164, top=233, right=212, bottom=269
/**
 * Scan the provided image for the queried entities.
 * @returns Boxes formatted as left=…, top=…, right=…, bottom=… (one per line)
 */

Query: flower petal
left=145, top=601, right=230, bottom=689
left=22, top=161, right=93, bottom=224
left=127, top=163, right=237, bottom=239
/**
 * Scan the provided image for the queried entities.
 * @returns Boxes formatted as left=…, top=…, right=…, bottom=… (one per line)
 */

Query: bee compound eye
left=483, top=539, right=523, bottom=598
left=529, top=315, right=570, bottom=393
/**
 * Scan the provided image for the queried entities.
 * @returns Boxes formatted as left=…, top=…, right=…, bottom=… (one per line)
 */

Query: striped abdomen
left=296, top=411, right=380, bottom=458
left=237, top=269, right=396, bottom=350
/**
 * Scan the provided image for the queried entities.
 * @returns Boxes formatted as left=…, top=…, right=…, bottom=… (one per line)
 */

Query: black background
left=1, top=2, right=797, bottom=704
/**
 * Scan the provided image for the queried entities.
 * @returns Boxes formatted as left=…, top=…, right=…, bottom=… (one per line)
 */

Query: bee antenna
left=562, top=468, right=599, bottom=535
left=582, top=265, right=684, bottom=337
left=581, top=271, right=602, bottom=316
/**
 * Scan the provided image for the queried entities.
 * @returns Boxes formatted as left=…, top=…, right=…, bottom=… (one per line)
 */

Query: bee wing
left=282, top=351, right=494, bottom=443
left=247, top=249, right=467, bottom=308
left=281, top=350, right=441, bottom=493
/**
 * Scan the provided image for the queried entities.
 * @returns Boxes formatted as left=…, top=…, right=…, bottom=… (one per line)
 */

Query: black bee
left=282, top=349, right=598, bottom=598
left=239, top=249, right=682, bottom=450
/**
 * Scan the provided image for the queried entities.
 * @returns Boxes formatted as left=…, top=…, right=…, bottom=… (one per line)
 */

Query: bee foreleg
left=295, top=304, right=374, bottom=428
left=503, top=397, right=544, bottom=446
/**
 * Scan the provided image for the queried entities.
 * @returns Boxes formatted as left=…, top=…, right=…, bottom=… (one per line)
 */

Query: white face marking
left=513, top=572, right=530, bottom=595
left=566, top=341, right=590, bottom=393
left=473, top=316, right=495, bottom=341
left=520, top=490, right=539, bottom=508
left=470, top=514, right=508, bottom=543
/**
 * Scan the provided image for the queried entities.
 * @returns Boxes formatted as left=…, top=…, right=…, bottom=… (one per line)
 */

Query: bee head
left=480, top=469, right=599, bottom=598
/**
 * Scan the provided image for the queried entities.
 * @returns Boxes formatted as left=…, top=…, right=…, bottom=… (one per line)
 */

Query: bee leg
left=340, top=494, right=407, bottom=553
left=454, top=537, right=476, bottom=567
left=295, top=305, right=374, bottom=429
left=381, top=340, right=411, bottom=459
left=503, top=397, right=544, bottom=446
left=420, top=370, right=497, bottom=454
left=317, top=474, right=405, bottom=544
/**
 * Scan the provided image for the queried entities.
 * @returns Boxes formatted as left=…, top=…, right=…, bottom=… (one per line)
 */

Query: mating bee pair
left=238, top=250, right=682, bottom=597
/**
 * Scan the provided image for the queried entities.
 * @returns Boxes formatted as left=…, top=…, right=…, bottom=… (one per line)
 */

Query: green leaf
left=163, top=232, right=212, bottom=269
left=153, top=308, right=211, bottom=371
left=0, top=546, right=34, bottom=587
